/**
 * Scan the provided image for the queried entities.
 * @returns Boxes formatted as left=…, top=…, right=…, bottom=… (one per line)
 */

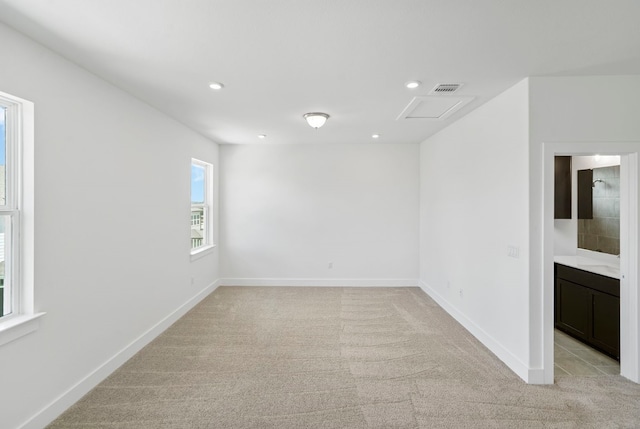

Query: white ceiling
left=1, top=0, right=640, bottom=145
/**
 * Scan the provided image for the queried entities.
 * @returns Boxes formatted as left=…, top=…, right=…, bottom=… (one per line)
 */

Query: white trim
left=0, top=312, right=44, bottom=346
left=190, top=243, right=216, bottom=262
left=541, top=141, right=640, bottom=385
left=620, top=154, right=639, bottom=382
left=419, top=280, right=536, bottom=383
left=19, top=280, right=220, bottom=429
left=220, top=278, right=419, bottom=287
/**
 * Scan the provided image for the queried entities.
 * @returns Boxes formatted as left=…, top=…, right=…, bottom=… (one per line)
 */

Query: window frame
left=1, top=95, right=21, bottom=319
left=0, top=90, right=42, bottom=347
left=190, top=158, right=214, bottom=257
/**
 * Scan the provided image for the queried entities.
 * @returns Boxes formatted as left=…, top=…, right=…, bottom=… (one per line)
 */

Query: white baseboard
left=526, top=367, right=547, bottom=384
left=418, top=280, right=539, bottom=384
left=20, top=280, right=220, bottom=429
left=220, top=278, right=419, bottom=287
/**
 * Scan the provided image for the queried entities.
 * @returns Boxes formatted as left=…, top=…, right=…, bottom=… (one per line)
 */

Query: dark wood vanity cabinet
left=555, top=263, right=620, bottom=359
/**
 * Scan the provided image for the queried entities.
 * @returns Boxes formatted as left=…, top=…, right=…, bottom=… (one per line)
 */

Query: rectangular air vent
left=430, top=83, right=463, bottom=94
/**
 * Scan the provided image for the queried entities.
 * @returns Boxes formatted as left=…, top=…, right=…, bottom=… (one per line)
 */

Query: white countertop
left=554, top=253, right=620, bottom=279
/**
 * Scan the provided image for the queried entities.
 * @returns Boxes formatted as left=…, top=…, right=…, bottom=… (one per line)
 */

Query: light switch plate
left=507, top=245, right=520, bottom=258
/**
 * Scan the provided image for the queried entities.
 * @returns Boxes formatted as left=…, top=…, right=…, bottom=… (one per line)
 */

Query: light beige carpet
left=48, top=287, right=640, bottom=428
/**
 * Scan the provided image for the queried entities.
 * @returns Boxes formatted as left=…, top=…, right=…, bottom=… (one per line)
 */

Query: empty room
left=1, top=1, right=640, bottom=428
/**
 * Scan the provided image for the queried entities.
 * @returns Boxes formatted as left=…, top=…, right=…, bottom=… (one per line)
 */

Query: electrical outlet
left=328, top=262, right=333, bottom=269
left=459, top=288, right=463, bottom=298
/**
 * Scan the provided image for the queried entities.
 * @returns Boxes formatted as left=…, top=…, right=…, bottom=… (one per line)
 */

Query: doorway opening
left=553, top=155, right=621, bottom=376
left=543, top=142, right=640, bottom=385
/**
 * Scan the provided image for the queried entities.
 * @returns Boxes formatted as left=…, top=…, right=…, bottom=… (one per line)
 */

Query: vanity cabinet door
left=556, top=278, right=589, bottom=341
left=590, top=290, right=620, bottom=358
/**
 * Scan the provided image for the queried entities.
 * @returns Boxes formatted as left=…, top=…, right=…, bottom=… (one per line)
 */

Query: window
left=1, top=99, right=18, bottom=319
left=0, top=105, right=7, bottom=317
left=191, top=158, right=213, bottom=254
left=0, top=90, right=39, bottom=346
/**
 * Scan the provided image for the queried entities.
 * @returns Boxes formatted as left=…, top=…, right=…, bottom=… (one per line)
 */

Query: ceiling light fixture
left=372, top=134, right=380, bottom=139
left=258, top=134, right=266, bottom=139
left=209, top=82, right=224, bottom=90
left=405, top=81, right=421, bottom=89
left=303, top=112, right=330, bottom=129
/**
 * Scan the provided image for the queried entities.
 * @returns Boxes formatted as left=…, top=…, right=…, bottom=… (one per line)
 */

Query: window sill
left=0, top=312, right=45, bottom=347
left=190, top=244, right=216, bottom=262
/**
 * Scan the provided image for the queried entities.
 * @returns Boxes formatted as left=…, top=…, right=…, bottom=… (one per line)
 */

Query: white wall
left=554, top=155, right=621, bottom=255
left=220, top=143, right=419, bottom=285
left=529, top=75, right=640, bottom=383
left=419, top=76, right=640, bottom=384
left=419, top=79, right=531, bottom=379
left=0, top=23, right=220, bottom=429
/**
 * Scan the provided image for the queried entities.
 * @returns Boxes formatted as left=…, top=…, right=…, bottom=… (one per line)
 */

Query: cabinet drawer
left=556, top=263, right=619, bottom=297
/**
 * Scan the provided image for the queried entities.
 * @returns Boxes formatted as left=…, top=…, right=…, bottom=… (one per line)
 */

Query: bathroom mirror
left=577, top=165, right=620, bottom=255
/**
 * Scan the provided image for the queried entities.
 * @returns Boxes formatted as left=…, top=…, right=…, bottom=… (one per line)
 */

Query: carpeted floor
left=48, top=287, right=640, bottom=428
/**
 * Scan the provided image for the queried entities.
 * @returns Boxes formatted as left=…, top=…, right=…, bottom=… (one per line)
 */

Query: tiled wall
left=578, top=165, right=620, bottom=255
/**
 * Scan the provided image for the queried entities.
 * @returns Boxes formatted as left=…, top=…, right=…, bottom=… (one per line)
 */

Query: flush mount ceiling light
left=405, top=81, right=421, bottom=89
left=208, top=82, right=224, bottom=90
left=257, top=134, right=267, bottom=139
left=303, top=112, right=330, bottom=129
left=372, top=134, right=380, bottom=139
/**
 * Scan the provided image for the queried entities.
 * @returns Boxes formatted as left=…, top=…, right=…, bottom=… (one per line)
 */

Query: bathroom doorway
left=553, top=155, right=621, bottom=376
left=542, top=142, right=640, bottom=385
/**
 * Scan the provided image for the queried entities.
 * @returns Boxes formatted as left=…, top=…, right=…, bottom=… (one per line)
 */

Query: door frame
left=542, top=141, right=640, bottom=384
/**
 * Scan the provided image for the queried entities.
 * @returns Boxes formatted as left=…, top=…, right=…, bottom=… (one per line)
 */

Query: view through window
left=0, top=107, right=8, bottom=316
left=191, top=159, right=211, bottom=251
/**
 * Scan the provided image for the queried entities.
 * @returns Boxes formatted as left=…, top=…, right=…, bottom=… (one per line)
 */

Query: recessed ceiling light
left=405, top=81, right=421, bottom=89
left=209, top=82, right=224, bottom=90
left=372, top=134, right=380, bottom=139
left=258, top=134, right=267, bottom=139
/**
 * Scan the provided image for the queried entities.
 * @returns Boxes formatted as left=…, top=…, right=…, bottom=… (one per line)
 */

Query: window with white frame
left=0, top=90, right=36, bottom=338
left=0, top=104, right=8, bottom=317
left=191, top=159, right=213, bottom=253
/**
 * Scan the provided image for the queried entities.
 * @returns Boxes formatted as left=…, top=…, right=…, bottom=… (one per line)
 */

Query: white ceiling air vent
left=396, top=96, right=474, bottom=121
left=429, top=83, right=463, bottom=94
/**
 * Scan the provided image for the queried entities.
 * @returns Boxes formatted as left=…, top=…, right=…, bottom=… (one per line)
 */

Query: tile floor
left=554, top=329, right=620, bottom=376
